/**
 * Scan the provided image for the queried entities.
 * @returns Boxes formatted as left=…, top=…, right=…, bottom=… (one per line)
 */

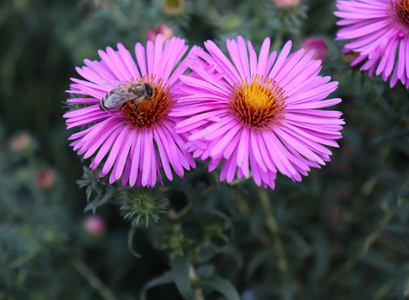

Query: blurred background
left=1, top=0, right=409, bottom=299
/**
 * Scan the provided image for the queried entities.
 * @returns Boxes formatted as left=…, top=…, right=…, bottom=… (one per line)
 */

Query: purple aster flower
left=335, top=0, right=409, bottom=88
left=64, top=35, right=197, bottom=187
left=173, top=37, right=344, bottom=189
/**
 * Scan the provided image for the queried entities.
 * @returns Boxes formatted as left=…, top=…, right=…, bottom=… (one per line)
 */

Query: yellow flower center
left=228, top=75, right=287, bottom=130
left=121, top=75, right=172, bottom=129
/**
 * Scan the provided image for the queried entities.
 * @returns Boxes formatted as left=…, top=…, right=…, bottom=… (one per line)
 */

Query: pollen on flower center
left=120, top=75, right=173, bottom=129
left=391, top=0, right=409, bottom=29
left=228, top=75, right=287, bottom=130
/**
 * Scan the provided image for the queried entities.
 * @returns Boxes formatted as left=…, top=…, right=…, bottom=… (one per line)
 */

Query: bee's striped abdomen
left=100, top=89, right=117, bottom=110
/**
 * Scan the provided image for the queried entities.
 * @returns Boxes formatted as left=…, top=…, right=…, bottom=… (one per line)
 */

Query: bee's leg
left=147, top=96, right=154, bottom=102
left=119, top=103, right=126, bottom=110
left=133, top=102, right=141, bottom=115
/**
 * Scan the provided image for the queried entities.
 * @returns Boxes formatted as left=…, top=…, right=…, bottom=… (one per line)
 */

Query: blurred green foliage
left=1, top=0, right=409, bottom=299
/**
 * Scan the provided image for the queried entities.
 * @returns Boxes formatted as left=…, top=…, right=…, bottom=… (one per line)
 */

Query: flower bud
left=341, top=51, right=360, bottom=64
left=302, top=38, right=328, bottom=62
left=219, top=15, right=242, bottom=32
left=147, top=24, right=173, bottom=43
left=162, top=0, right=185, bottom=15
left=35, top=168, right=56, bottom=190
left=9, top=132, right=35, bottom=154
left=273, top=0, right=301, bottom=9
left=120, top=188, right=167, bottom=228
left=84, top=215, right=106, bottom=236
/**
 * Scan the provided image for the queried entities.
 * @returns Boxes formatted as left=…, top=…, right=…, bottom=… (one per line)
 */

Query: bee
left=99, top=79, right=154, bottom=114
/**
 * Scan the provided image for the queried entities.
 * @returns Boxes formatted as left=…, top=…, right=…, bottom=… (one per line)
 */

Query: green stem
left=168, top=223, right=204, bottom=300
left=9, top=251, right=38, bottom=269
left=69, top=253, right=118, bottom=300
left=259, top=189, right=288, bottom=274
left=272, top=27, right=285, bottom=51
left=189, top=264, right=205, bottom=300
left=368, top=78, right=383, bottom=105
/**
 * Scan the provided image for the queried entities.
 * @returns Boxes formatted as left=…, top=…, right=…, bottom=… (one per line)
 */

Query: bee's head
left=144, top=84, right=153, bottom=97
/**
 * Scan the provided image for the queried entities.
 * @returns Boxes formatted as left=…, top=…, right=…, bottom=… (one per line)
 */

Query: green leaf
left=285, top=229, right=309, bottom=253
left=196, top=245, right=243, bottom=268
left=308, top=227, right=329, bottom=282
left=381, top=225, right=409, bottom=253
left=358, top=253, right=397, bottom=276
left=195, top=264, right=215, bottom=278
left=218, top=246, right=244, bottom=268
left=0, top=265, right=12, bottom=288
left=140, top=271, right=173, bottom=300
left=83, top=191, right=113, bottom=213
left=197, top=276, right=241, bottom=300
left=170, top=256, right=194, bottom=300
left=246, top=248, right=273, bottom=280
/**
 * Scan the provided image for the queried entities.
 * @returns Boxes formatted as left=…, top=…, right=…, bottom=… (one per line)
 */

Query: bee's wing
left=98, top=78, right=129, bottom=90
left=104, top=92, right=139, bottom=109
left=104, top=93, right=128, bottom=108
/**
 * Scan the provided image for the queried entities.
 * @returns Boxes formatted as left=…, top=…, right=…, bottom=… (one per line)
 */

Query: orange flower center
left=228, top=75, right=287, bottom=130
left=391, top=0, right=409, bottom=29
left=120, top=75, right=172, bottom=129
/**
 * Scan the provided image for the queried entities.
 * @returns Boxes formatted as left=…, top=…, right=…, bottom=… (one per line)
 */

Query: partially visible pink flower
left=147, top=24, right=173, bottom=44
left=64, top=35, right=197, bottom=187
left=335, top=0, right=409, bottom=88
left=273, top=0, right=301, bottom=9
left=35, top=168, right=56, bottom=190
left=84, top=215, right=106, bottom=236
left=174, top=37, right=344, bottom=189
left=302, top=38, right=328, bottom=62
left=9, top=132, right=33, bottom=152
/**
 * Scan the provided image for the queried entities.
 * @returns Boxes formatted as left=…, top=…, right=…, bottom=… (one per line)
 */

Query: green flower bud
left=219, top=14, right=242, bottom=33
left=120, top=188, right=167, bottom=228
left=161, top=0, right=185, bottom=16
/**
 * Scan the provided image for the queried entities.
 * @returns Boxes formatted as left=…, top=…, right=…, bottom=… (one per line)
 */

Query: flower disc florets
left=229, top=75, right=287, bottom=131
left=390, top=0, right=409, bottom=31
left=121, top=76, right=173, bottom=130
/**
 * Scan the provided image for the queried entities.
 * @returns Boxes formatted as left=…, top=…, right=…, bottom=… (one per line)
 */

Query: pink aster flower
left=64, top=35, right=197, bottom=187
left=335, top=0, right=409, bottom=88
left=174, top=37, right=344, bottom=189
